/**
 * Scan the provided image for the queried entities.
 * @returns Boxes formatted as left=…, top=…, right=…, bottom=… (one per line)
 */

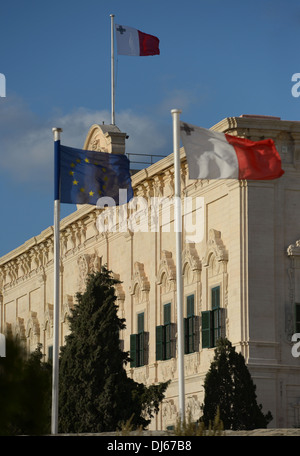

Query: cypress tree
left=58, top=266, right=168, bottom=433
left=201, top=338, right=273, bottom=430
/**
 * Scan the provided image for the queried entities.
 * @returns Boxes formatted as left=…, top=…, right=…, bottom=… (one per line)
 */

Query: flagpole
left=110, top=13, right=115, bottom=125
left=171, top=109, right=185, bottom=423
left=51, top=127, right=63, bottom=435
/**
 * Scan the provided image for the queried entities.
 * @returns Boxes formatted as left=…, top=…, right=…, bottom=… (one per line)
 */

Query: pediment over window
left=182, top=243, right=201, bottom=285
left=130, top=262, right=150, bottom=296
left=182, top=243, right=201, bottom=272
left=203, top=229, right=228, bottom=267
left=156, top=251, right=176, bottom=285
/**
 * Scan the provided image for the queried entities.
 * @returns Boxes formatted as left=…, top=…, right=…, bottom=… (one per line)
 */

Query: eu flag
left=59, top=145, right=133, bottom=205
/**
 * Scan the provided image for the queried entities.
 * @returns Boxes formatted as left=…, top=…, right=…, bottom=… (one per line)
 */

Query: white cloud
left=0, top=96, right=170, bottom=189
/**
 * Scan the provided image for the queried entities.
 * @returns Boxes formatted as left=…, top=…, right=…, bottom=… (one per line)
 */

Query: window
left=184, top=294, right=199, bottom=354
left=201, top=286, right=225, bottom=348
left=48, top=345, right=53, bottom=362
left=130, top=312, right=148, bottom=367
left=156, top=303, right=175, bottom=361
left=296, top=303, right=300, bottom=333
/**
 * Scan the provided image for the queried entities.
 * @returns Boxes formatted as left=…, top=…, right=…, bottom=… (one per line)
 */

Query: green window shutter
left=164, top=303, right=171, bottom=324
left=202, top=311, right=212, bottom=348
left=184, top=317, right=188, bottom=354
left=163, top=303, right=172, bottom=360
left=212, top=286, right=220, bottom=310
left=188, top=315, right=195, bottom=353
left=156, top=325, right=164, bottom=361
left=194, top=315, right=200, bottom=352
left=296, top=303, right=300, bottom=333
left=138, top=312, right=144, bottom=333
left=219, top=308, right=226, bottom=339
left=185, top=295, right=196, bottom=354
left=48, top=345, right=53, bottom=362
left=187, top=295, right=194, bottom=317
left=130, top=334, right=138, bottom=367
left=143, top=331, right=149, bottom=365
left=138, top=332, right=144, bottom=366
left=165, top=323, right=171, bottom=359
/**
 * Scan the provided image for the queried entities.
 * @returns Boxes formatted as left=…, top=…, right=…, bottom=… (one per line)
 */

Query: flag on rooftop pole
left=51, top=130, right=133, bottom=434
left=180, top=122, right=284, bottom=180
left=110, top=14, right=159, bottom=125
left=115, top=23, right=160, bottom=56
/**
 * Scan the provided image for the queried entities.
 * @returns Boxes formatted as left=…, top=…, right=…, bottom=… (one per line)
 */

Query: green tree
left=58, top=266, right=169, bottom=433
left=201, top=338, right=273, bottom=430
left=0, top=339, right=51, bottom=435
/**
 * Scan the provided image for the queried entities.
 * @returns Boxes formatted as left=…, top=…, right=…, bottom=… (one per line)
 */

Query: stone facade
left=1, top=115, right=300, bottom=430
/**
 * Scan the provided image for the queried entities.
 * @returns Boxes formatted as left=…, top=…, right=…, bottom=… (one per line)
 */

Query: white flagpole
left=171, top=109, right=185, bottom=423
left=51, top=127, right=63, bottom=435
left=110, top=14, right=115, bottom=125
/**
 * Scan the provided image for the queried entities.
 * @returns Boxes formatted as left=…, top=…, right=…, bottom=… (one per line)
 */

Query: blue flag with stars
left=59, top=145, right=133, bottom=205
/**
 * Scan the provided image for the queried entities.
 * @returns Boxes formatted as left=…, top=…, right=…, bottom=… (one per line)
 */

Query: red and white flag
left=180, top=122, right=284, bottom=180
left=115, top=24, right=160, bottom=56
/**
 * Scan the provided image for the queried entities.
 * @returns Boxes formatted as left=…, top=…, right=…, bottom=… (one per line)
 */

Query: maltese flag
left=180, top=122, right=284, bottom=180
left=115, top=24, right=160, bottom=56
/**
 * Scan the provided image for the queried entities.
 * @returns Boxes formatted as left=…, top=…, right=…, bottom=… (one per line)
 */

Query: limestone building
left=1, top=114, right=300, bottom=430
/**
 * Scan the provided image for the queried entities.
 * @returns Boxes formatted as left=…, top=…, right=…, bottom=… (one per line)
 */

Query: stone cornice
left=210, top=115, right=300, bottom=136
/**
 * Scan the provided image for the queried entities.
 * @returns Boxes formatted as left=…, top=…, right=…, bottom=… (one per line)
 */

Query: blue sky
left=0, top=0, right=299, bottom=257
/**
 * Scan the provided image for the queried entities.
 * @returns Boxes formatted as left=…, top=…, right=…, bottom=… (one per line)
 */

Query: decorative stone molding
left=157, top=251, right=176, bottom=288
left=158, top=357, right=177, bottom=382
left=43, top=303, right=54, bottom=335
left=152, top=175, right=164, bottom=198
left=15, top=317, right=26, bottom=341
left=77, top=253, right=101, bottom=292
left=26, top=311, right=40, bottom=338
left=130, top=262, right=150, bottom=296
left=182, top=243, right=201, bottom=279
left=287, top=240, right=300, bottom=260
left=276, top=131, right=294, bottom=164
left=203, top=229, right=228, bottom=267
left=162, top=398, right=177, bottom=425
left=62, top=295, right=74, bottom=324
left=186, top=395, right=202, bottom=421
left=83, top=123, right=127, bottom=155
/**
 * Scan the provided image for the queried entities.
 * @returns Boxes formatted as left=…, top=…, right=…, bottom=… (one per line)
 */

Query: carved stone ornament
left=157, top=250, right=176, bottom=286
left=26, top=311, right=40, bottom=338
left=77, top=253, right=100, bottom=292
left=15, top=317, right=26, bottom=341
left=203, top=229, right=228, bottom=267
left=43, top=303, right=54, bottom=335
left=130, top=262, right=150, bottom=296
left=83, top=123, right=127, bottom=155
left=276, top=131, right=294, bottom=164
left=182, top=242, right=201, bottom=280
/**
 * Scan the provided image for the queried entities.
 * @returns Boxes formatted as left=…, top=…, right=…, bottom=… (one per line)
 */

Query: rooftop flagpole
left=110, top=14, right=115, bottom=125
left=51, top=127, right=63, bottom=435
left=171, top=109, right=185, bottom=423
